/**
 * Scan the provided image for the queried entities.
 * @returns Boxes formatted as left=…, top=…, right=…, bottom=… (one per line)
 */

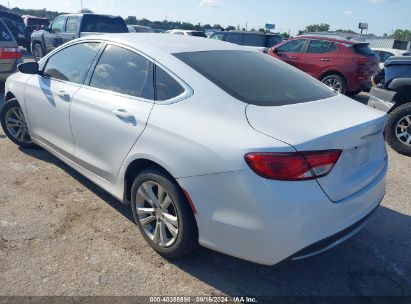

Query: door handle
left=112, top=109, right=136, bottom=125
left=321, top=58, right=331, bottom=62
left=289, top=56, right=297, bottom=59
left=57, top=90, right=70, bottom=100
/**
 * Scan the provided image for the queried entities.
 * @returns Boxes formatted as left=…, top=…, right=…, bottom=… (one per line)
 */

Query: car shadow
left=18, top=147, right=411, bottom=297
left=19, top=147, right=134, bottom=223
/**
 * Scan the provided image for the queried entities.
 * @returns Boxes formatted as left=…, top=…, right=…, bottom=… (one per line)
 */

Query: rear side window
left=307, top=40, right=332, bottom=53
left=0, top=21, right=13, bottom=41
left=80, top=15, right=128, bottom=33
left=226, top=34, right=243, bottom=45
left=243, top=34, right=265, bottom=47
left=155, top=66, right=184, bottom=101
left=277, top=39, right=306, bottom=53
left=66, top=16, right=80, bottom=33
left=174, top=51, right=335, bottom=106
left=353, top=44, right=375, bottom=56
left=43, top=42, right=101, bottom=84
left=90, top=45, right=153, bottom=99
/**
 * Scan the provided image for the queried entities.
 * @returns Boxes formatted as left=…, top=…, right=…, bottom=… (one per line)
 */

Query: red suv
left=267, top=36, right=379, bottom=95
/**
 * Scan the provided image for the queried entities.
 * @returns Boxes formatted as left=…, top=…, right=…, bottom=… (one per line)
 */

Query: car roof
left=79, top=33, right=246, bottom=54
left=372, top=48, right=409, bottom=54
left=296, top=35, right=365, bottom=44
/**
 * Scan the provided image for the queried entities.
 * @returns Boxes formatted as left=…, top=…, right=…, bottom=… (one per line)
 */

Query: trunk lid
left=246, top=94, right=388, bottom=202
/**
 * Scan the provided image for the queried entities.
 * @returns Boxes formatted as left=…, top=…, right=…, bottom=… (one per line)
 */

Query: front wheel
left=131, top=168, right=198, bottom=258
left=321, top=74, right=347, bottom=95
left=386, top=103, right=411, bottom=156
left=0, top=99, right=37, bottom=149
left=32, top=43, right=44, bottom=62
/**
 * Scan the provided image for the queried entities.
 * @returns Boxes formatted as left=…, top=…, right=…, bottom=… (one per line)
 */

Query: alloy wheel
left=135, top=181, right=179, bottom=247
left=33, top=45, right=43, bottom=62
left=395, top=114, right=411, bottom=146
left=4, top=106, right=32, bottom=144
left=323, top=77, right=342, bottom=93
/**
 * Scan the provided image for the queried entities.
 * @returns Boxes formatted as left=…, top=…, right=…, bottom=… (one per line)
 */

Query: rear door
left=298, top=39, right=339, bottom=78
left=69, top=44, right=154, bottom=182
left=272, top=39, right=307, bottom=69
left=61, top=15, right=80, bottom=43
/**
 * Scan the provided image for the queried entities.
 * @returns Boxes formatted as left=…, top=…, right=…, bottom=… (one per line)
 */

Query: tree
left=392, top=29, right=411, bottom=41
left=226, top=26, right=236, bottom=31
left=281, top=32, right=290, bottom=39
left=305, top=23, right=330, bottom=33
left=79, top=8, right=93, bottom=13
left=125, top=16, right=137, bottom=25
left=335, top=29, right=357, bottom=34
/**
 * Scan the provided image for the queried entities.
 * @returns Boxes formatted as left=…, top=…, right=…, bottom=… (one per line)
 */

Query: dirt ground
left=0, top=64, right=410, bottom=297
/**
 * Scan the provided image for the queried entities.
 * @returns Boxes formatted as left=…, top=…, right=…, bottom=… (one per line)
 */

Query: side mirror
left=18, top=62, right=40, bottom=75
left=272, top=47, right=279, bottom=54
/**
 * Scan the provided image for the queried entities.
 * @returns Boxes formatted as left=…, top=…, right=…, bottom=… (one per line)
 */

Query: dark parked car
left=31, top=13, right=128, bottom=61
left=0, top=10, right=30, bottom=50
left=209, top=31, right=283, bottom=52
left=0, top=18, right=22, bottom=81
left=369, top=57, right=411, bottom=156
left=268, top=36, right=379, bottom=95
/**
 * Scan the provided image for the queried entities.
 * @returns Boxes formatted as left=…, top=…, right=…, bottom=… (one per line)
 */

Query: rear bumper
left=178, top=161, right=387, bottom=265
left=368, top=86, right=396, bottom=113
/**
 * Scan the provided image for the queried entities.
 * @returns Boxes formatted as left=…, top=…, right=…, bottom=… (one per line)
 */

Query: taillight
left=356, top=57, right=367, bottom=65
left=0, top=47, right=22, bottom=59
left=245, top=150, right=342, bottom=181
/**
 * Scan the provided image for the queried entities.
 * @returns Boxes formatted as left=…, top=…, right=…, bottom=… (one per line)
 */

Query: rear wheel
left=321, top=74, right=347, bottom=95
left=386, top=103, right=411, bottom=156
left=32, top=43, right=44, bottom=62
left=0, top=99, right=37, bottom=149
left=130, top=168, right=198, bottom=258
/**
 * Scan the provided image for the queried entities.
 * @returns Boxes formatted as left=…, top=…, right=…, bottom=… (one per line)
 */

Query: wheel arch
left=4, top=91, right=16, bottom=103
left=319, top=70, right=347, bottom=82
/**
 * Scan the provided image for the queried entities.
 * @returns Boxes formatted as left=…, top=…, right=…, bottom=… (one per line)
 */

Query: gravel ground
left=0, top=61, right=410, bottom=297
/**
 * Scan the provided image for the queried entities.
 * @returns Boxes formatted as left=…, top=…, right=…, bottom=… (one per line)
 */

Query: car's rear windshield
left=0, top=21, right=14, bottom=41
left=174, top=51, right=336, bottom=106
left=80, top=15, right=128, bottom=33
left=353, top=44, right=375, bottom=56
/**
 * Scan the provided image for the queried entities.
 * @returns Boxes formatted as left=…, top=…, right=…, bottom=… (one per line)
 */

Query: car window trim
left=40, top=40, right=104, bottom=86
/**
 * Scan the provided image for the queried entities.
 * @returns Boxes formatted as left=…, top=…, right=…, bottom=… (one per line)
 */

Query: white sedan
left=0, top=34, right=388, bottom=265
left=372, top=48, right=411, bottom=69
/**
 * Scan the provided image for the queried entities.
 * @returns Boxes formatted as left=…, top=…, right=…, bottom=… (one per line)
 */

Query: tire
left=385, top=103, right=411, bottom=157
left=131, top=168, right=198, bottom=258
left=0, top=99, right=37, bottom=149
left=32, top=43, right=44, bottom=62
left=321, top=74, right=347, bottom=95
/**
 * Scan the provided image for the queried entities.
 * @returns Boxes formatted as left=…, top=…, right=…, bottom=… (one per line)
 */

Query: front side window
left=307, top=40, right=332, bottom=54
left=277, top=39, right=306, bottom=53
left=210, top=33, right=224, bottom=40
left=66, top=16, right=80, bottom=33
left=90, top=45, right=153, bottom=99
left=51, top=16, right=66, bottom=33
left=155, top=66, right=184, bottom=101
left=174, top=50, right=335, bottom=107
left=43, top=42, right=101, bottom=84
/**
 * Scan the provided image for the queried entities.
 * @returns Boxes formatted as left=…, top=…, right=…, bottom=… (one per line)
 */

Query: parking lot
left=0, top=51, right=410, bottom=298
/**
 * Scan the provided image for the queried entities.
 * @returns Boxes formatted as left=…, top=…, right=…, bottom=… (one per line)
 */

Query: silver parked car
left=0, top=18, right=23, bottom=81
left=0, top=34, right=387, bottom=265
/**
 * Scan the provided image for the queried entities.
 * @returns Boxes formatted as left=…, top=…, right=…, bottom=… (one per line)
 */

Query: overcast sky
left=3, top=0, right=409, bottom=35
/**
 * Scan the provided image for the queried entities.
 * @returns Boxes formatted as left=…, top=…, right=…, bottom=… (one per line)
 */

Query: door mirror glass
left=18, top=62, right=40, bottom=74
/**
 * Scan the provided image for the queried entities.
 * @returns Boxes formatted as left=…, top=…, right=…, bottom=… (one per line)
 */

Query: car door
left=298, top=39, right=338, bottom=78
left=61, top=15, right=80, bottom=44
left=24, top=42, right=102, bottom=156
left=69, top=44, right=155, bottom=182
left=44, top=15, right=66, bottom=53
left=272, top=39, right=307, bottom=69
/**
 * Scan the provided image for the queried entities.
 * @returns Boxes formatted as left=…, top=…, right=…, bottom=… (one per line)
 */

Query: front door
left=272, top=38, right=307, bottom=69
left=70, top=44, right=155, bottom=182
left=24, top=42, right=102, bottom=156
left=298, top=40, right=338, bottom=78
left=44, top=15, right=66, bottom=53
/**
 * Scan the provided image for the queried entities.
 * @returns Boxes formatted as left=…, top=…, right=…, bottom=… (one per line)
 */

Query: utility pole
left=81, top=0, right=84, bottom=10
left=7, top=0, right=10, bottom=9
